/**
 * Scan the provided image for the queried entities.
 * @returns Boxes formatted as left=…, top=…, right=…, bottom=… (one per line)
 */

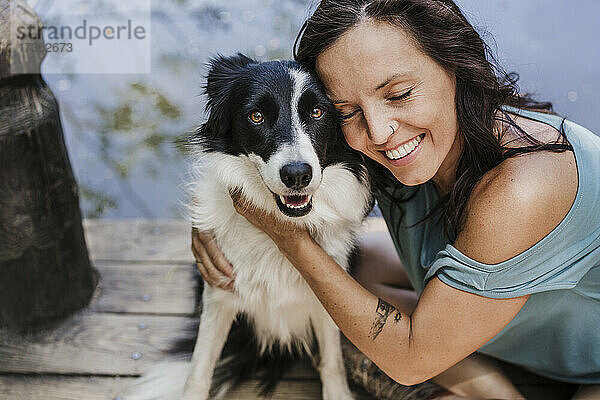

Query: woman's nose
left=364, top=112, right=394, bottom=145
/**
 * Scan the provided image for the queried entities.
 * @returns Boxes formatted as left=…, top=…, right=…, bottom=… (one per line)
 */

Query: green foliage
left=79, top=184, right=117, bottom=218
left=90, top=81, right=184, bottom=181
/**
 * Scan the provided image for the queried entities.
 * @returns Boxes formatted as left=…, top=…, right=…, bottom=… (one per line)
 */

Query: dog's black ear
left=205, top=53, right=256, bottom=103
left=198, top=53, right=257, bottom=151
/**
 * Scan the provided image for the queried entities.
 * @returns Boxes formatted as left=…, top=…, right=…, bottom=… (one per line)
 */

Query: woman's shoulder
left=453, top=147, right=578, bottom=265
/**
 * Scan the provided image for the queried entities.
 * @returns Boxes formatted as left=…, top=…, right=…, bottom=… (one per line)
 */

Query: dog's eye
left=249, top=111, right=264, bottom=124
left=311, top=107, right=324, bottom=119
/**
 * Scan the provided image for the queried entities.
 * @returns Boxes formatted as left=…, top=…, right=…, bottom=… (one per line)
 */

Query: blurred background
left=31, top=0, right=600, bottom=219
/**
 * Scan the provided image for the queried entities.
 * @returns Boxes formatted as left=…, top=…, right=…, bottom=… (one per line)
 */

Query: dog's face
left=196, top=54, right=350, bottom=218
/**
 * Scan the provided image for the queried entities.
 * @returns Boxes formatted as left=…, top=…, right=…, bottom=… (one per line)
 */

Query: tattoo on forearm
left=369, top=298, right=402, bottom=340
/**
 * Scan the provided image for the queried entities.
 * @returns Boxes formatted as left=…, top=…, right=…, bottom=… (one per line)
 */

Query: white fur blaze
left=289, top=67, right=310, bottom=138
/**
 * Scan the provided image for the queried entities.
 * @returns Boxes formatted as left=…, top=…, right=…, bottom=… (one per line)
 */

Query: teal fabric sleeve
left=424, top=112, right=600, bottom=299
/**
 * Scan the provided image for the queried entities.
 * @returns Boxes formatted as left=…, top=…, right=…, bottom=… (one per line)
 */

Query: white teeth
left=385, top=134, right=424, bottom=160
left=280, top=195, right=312, bottom=209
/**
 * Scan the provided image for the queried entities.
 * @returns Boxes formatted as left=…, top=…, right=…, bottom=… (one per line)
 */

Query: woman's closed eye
left=386, top=88, right=413, bottom=102
left=337, top=89, right=414, bottom=121
left=338, top=109, right=361, bottom=121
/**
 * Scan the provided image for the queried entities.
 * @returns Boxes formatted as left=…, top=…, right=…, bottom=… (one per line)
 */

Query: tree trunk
left=0, top=0, right=99, bottom=333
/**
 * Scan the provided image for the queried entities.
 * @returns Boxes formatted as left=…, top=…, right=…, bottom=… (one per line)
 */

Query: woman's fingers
left=194, top=257, right=210, bottom=285
left=193, top=237, right=232, bottom=291
left=191, top=236, right=218, bottom=285
left=196, top=242, right=233, bottom=291
left=198, top=229, right=235, bottom=279
left=191, top=228, right=235, bottom=291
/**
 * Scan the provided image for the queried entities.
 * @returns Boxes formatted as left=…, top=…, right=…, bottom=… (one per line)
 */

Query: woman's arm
left=352, top=231, right=418, bottom=314
left=229, top=148, right=577, bottom=385
left=278, top=234, right=528, bottom=385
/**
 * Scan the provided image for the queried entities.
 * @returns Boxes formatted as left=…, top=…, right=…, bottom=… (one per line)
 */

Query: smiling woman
left=194, top=0, right=600, bottom=399
left=316, top=20, right=460, bottom=191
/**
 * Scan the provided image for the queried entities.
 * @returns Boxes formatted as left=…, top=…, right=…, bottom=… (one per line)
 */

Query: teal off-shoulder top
left=376, top=106, right=600, bottom=384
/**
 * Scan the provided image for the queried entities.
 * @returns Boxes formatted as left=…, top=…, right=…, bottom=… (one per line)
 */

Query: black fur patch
left=188, top=53, right=366, bottom=184
left=168, top=308, right=318, bottom=397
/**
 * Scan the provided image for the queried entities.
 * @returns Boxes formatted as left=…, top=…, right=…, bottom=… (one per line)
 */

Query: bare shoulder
left=453, top=149, right=578, bottom=264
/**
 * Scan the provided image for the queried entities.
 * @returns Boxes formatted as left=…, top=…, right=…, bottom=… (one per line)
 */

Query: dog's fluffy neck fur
left=186, top=149, right=371, bottom=352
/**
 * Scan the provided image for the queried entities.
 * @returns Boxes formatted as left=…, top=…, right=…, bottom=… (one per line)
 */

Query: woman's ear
left=201, top=53, right=257, bottom=143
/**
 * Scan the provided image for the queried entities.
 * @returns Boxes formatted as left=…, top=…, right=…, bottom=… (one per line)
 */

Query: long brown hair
left=294, top=0, right=571, bottom=240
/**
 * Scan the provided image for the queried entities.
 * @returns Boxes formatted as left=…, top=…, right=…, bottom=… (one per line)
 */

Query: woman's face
left=316, top=20, right=461, bottom=192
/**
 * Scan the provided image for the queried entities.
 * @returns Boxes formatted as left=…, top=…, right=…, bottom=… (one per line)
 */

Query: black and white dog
left=126, top=54, right=373, bottom=400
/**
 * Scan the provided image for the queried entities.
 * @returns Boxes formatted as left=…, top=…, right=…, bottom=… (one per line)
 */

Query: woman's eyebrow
left=325, top=92, right=348, bottom=105
left=327, top=71, right=413, bottom=104
left=374, top=72, right=412, bottom=92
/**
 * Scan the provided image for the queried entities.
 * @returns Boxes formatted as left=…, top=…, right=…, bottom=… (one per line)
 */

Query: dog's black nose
left=280, top=163, right=312, bottom=189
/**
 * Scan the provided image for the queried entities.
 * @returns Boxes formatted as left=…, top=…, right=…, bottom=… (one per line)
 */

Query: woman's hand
left=229, top=188, right=312, bottom=253
left=191, top=227, right=235, bottom=291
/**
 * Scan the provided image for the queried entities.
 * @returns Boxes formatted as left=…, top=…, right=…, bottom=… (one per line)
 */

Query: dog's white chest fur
left=188, top=152, right=370, bottom=350
left=215, top=218, right=321, bottom=346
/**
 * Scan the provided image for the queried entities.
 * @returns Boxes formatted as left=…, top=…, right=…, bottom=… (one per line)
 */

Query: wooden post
left=0, top=0, right=99, bottom=333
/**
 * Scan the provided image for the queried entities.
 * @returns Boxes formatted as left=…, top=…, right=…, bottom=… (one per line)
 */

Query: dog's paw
left=181, top=386, right=210, bottom=400
left=324, top=394, right=355, bottom=400
left=322, top=385, right=355, bottom=400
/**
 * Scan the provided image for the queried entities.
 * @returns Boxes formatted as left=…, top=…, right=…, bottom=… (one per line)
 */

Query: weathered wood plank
left=90, top=261, right=198, bottom=315
left=0, top=370, right=571, bottom=400
left=83, top=218, right=388, bottom=262
left=0, top=310, right=320, bottom=379
left=0, top=313, right=364, bottom=381
left=286, top=360, right=319, bottom=379
left=0, top=375, right=377, bottom=400
left=225, top=380, right=376, bottom=400
left=0, top=313, right=194, bottom=375
left=84, top=219, right=191, bottom=262
left=0, top=376, right=135, bottom=400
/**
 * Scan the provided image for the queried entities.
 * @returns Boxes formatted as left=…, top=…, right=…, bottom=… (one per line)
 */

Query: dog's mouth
left=273, top=193, right=313, bottom=217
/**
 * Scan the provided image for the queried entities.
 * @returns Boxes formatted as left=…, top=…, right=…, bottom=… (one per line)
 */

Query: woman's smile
left=380, top=132, right=425, bottom=166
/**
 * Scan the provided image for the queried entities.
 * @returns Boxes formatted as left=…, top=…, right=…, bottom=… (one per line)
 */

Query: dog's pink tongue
left=285, top=195, right=308, bottom=206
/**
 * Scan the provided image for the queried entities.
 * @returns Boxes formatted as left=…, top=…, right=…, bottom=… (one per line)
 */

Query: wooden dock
left=0, top=219, right=578, bottom=399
